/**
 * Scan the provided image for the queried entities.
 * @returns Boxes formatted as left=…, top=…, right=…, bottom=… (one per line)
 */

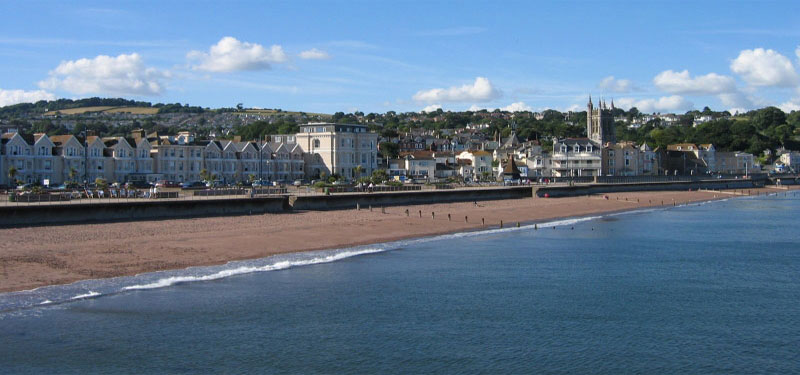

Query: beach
left=0, top=187, right=791, bottom=293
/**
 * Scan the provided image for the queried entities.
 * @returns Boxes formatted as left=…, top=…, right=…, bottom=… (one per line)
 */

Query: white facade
left=295, top=123, right=378, bottom=180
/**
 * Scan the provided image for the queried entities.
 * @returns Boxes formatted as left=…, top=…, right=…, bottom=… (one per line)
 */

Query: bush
left=313, top=181, right=333, bottom=188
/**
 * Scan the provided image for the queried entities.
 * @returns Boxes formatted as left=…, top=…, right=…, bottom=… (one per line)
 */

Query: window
left=313, top=139, right=320, bottom=148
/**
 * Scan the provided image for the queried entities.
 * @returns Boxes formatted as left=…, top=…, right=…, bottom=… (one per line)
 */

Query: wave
left=70, top=291, right=100, bottom=300
left=122, top=248, right=386, bottom=291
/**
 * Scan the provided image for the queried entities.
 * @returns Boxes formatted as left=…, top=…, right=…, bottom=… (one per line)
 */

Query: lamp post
left=80, top=131, right=88, bottom=188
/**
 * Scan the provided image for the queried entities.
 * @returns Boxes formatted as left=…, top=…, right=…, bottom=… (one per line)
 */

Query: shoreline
left=0, top=187, right=794, bottom=294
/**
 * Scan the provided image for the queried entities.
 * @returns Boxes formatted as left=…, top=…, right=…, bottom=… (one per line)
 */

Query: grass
left=44, top=106, right=117, bottom=115
left=44, top=106, right=159, bottom=116
left=239, top=109, right=331, bottom=118
left=103, top=107, right=159, bottom=114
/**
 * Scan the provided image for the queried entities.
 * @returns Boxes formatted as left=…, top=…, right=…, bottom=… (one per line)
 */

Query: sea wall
left=536, top=179, right=763, bottom=198
left=289, top=186, right=533, bottom=211
left=0, top=197, right=290, bottom=227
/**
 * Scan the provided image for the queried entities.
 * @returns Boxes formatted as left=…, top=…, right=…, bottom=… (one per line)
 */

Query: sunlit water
left=1, top=193, right=798, bottom=374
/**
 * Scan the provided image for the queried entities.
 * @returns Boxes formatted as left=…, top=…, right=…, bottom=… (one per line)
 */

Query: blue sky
left=1, top=0, right=800, bottom=114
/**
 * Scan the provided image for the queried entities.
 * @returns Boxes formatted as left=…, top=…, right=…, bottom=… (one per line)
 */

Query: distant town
left=1, top=96, right=799, bottom=188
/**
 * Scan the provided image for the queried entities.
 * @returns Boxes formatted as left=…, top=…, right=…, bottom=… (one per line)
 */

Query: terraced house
left=1, top=123, right=378, bottom=186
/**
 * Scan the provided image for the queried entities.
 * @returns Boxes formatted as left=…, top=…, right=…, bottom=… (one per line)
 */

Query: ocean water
left=1, top=193, right=799, bottom=374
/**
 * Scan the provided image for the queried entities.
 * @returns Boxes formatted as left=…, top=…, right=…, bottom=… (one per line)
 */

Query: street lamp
left=80, top=131, right=88, bottom=188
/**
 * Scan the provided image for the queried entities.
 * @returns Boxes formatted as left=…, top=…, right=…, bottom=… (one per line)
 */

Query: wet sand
left=0, top=187, right=791, bottom=293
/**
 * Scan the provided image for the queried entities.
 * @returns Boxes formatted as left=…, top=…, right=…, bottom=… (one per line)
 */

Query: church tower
left=586, top=96, right=616, bottom=145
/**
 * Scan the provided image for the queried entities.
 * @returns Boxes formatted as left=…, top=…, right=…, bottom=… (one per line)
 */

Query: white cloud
left=653, top=70, right=737, bottom=95
left=421, top=104, right=442, bottom=113
left=413, top=77, right=501, bottom=103
left=598, top=76, right=635, bottom=93
left=718, top=91, right=756, bottom=110
left=730, top=48, right=799, bottom=87
left=299, top=48, right=330, bottom=60
left=188, top=36, right=287, bottom=72
left=500, top=101, right=532, bottom=112
left=779, top=98, right=800, bottom=112
left=565, top=104, right=582, bottom=112
left=468, top=104, right=484, bottom=111
left=0, top=88, right=56, bottom=107
left=38, top=53, right=168, bottom=96
left=615, top=95, right=693, bottom=113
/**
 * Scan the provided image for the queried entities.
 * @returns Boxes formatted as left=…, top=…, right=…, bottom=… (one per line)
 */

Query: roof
left=499, top=131, right=520, bottom=149
left=399, top=150, right=434, bottom=159
left=502, top=158, right=521, bottom=177
left=49, top=135, right=77, bottom=146
left=667, top=143, right=697, bottom=151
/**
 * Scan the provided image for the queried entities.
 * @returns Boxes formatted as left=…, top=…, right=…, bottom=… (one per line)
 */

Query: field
left=44, top=106, right=159, bottom=116
left=240, top=109, right=330, bottom=118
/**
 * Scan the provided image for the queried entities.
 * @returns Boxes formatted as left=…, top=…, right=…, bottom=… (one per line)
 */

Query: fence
left=193, top=189, right=247, bottom=197
left=253, top=188, right=288, bottom=195
left=323, top=185, right=423, bottom=193
left=10, top=193, right=73, bottom=203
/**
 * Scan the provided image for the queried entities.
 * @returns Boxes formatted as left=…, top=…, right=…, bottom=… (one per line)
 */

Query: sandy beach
left=0, top=187, right=792, bottom=293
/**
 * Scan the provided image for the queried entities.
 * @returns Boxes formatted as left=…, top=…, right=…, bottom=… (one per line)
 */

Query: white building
left=549, top=138, right=602, bottom=177
left=295, top=123, right=378, bottom=180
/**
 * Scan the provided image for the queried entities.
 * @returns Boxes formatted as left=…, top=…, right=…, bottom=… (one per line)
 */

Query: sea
left=1, top=192, right=798, bottom=374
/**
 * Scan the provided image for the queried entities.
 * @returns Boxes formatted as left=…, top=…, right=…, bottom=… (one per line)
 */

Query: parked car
left=293, top=180, right=303, bottom=186
left=181, top=181, right=206, bottom=189
left=125, top=181, right=152, bottom=189
left=251, top=179, right=270, bottom=187
left=206, top=180, right=224, bottom=188
left=155, top=180, right=180, bottom=188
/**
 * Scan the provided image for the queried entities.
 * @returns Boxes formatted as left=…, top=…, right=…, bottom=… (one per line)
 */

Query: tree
left=354, top=165, right=364, bottom=180
left=752, top=106, right=786, bottom=131
left=379, top=142, right=399, bottom=159
left=8, top=166, right=18, bottom=187
left=200, top=168, right=210, bottom=182
left=248, top=174, right=256, bottom=183
left=94, top=177, right=108, bottom=189
left=68, top=167, right=78, bottom=182
left=371, top=169, right=388, bottom=184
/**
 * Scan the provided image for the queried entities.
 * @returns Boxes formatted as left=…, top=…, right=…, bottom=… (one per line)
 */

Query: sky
left=1, top=0, right=800, bottom=115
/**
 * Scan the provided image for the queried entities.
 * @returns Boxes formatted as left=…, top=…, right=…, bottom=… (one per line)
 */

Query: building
left=602, top=142, right=643, bottom=176
left=716, top=152, right=757, bottom=174
left=457, top=150, right=493, bottom=180
left=778, top=151, right=800, bottom=172
left=549, top=138, right=602, bottom=177
left=665, top=143, right=716, bottom=175
left=295, top=122, right=378, bottom=180
left=1, top=123, right=379, bottom=186
left=587, top=96, right=616, bottom=145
